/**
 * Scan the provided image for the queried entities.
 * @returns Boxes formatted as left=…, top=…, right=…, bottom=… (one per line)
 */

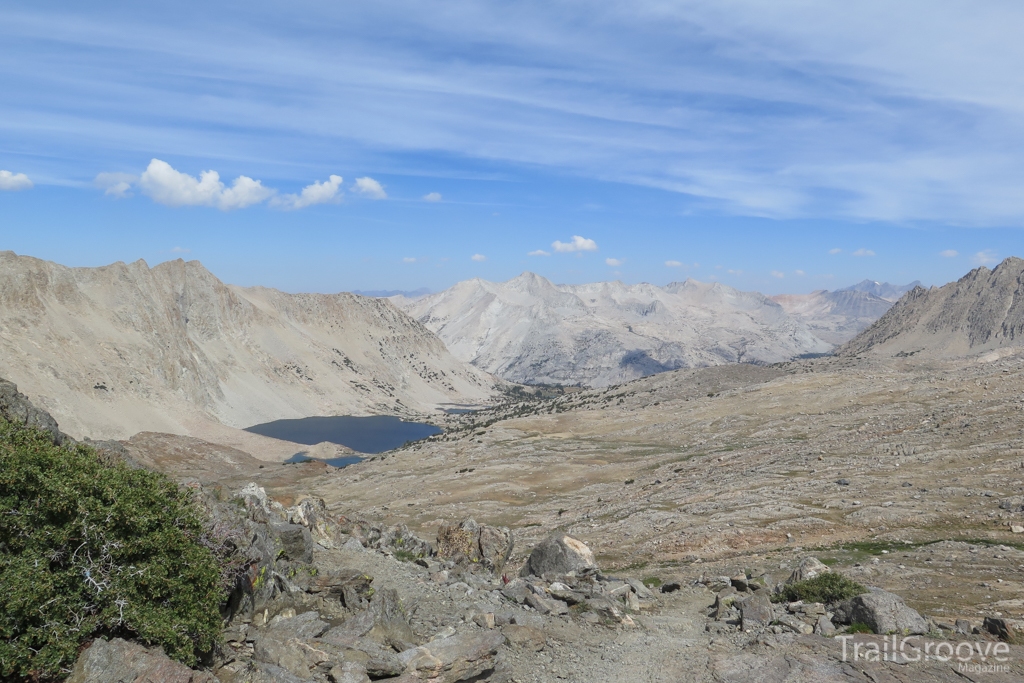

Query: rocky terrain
left=393, top=273, right=830, bottom=387
left=7, top=259, right=1024, bottom=682
left=0, top=251, right=496, bottom=442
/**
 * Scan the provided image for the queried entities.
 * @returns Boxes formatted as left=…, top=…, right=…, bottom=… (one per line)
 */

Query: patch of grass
left=641, top=576, right=663, bottom=589
left=847, top=622, right=874, bottom=634
left=819, top=557, right=839, bottom=566
left=393, top=549, right=418, bottom=562
left=0, top=417, right=223, bottom=681
left=771, top=573, right=867, bottom=605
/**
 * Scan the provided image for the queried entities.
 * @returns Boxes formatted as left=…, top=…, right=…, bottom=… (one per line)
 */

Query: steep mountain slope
left=0, top=252, right=496, bottom=440
left=392, top=272, right=830, bottom=386
left=770, top=289, right=897, bottom=344
left=839, top=257, right=1024, bottom=358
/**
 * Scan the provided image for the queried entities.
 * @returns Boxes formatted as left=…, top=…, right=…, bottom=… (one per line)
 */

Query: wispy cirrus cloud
left=10, top=2, right=1024, bottom=224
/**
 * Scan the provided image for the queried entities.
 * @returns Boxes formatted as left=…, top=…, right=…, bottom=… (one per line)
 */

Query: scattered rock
left=984, top=616, right=1017, bottom=643
left=738, top=592, right=772, bottom=631
left=502, top=624, right=547, bottom=651
left=67, top=638, right=216, bottom=683
left=834, top=588, right=929, bottom=635
left=436, top=518, right=514, bottom=572
left=786, top=557, right=831, bottom=584
left=520, top=533, right=597, bottom=578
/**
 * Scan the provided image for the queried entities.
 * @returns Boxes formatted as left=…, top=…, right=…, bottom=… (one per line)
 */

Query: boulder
left=0, top=378, right=67, bottom=446
left=786, top=557, right=831, bottom=584
left=272, top=523, right=314, bottom=563
left=396, top=631, right=505, bottom=683
left=738, top=592, right=772, bottom=631
left=324, top=588, right=418, bottom=652
left=288, top=496, right=342, bottom=548
left=519, top=533, right=597, bottom=578
left=329, top=661, right=372, bottom=683
left=834, top=588, right=929, bottom=635
left=502, top=624, right=546, bottom=651
left=984, top=616, right=1017, bottom=643
left=253, top=634, right=312, bottom=679
left=265, top=610, right=330, bottom=641
left=436, top=519, right=514, bottom=573
left=66, top=638, right=217, bottom=683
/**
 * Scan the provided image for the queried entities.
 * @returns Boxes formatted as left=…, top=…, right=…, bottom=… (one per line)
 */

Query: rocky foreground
left=62, top=475, right=1024, bottom=683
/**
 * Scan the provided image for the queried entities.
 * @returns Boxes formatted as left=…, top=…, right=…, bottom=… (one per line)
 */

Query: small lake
left=244, top=415, right=443, bottom=454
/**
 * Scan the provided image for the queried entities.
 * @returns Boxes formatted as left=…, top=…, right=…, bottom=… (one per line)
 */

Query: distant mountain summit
left=838, top=279, right=922, bottom=301
left=771, top=279, right=920, bottom=345
left=839, top=257, right=1024, bottom=358
left=392, top=272, right=830, bottom=386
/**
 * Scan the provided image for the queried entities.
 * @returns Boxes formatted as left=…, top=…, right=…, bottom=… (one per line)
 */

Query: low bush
left=0, top=417, right=223, bottom=681
left=770, top=572, right=867, bottom=605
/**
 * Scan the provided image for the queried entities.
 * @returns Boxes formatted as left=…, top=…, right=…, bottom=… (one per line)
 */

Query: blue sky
left=2, top=1, right=1023, bottom=294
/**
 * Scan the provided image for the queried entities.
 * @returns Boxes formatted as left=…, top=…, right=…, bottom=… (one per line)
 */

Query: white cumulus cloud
left=353, top=176, right=387, bottom=199
left=828, top=248, right=842, bottom=254
left=138, top=159, right=273, bottom=210
left=272, top=175, right=343, bottom=210
left=170, top=246, right=191, bottom=253
left=852, top=248, right=876, bottom=257
left=0, top=170, right=33, bottom=191
left=94, top=172, right=137, bottom=198
left=552, top=235, right=597, bottom=252
left=402, top=257, right=417, bottom=263
left=665, top=260, right=683, bottom=267
left=973, top=250, right=999, bottom=266
left=794, top=269, right=805, bottom=276
left=727, top=269, right=743, bottom=275
left=771, top=270, right=785, bottom=278
left=605, top=258, right=623, bottom=267
left=471, top=253, right=487, bottom=262
left=940, top=249, right=959, bottom=258
left=423, top=192, right=442, bottom=202
left=528, top=249, right=550, bottom=257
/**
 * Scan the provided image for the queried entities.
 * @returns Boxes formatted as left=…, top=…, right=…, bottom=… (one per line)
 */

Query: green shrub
left=641, top=576, right=663, bottom=589
left=0, top=418, right=224, bottom=681
left=847, top=622, right=874, bottom=634
left=770, top=572, right=867, bottom=605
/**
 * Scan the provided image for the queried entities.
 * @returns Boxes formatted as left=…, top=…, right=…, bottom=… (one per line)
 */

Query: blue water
left=244, top=415, right=442, bottom=454
left=283, top=453, right=363, bottom=468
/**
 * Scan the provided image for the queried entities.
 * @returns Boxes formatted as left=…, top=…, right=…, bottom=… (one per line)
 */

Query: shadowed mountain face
left=839, top=257, right=1024, bottom=358
left=392, top=272, right=831, bottom=387
left=0, top=252, right=495, bottom=440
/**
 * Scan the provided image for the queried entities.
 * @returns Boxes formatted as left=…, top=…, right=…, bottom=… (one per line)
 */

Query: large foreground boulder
left=834, top=588, right=929, bottom=635
left=67, top=638, right=216, bottom=683
left=520, top=533, right=597, bottom=578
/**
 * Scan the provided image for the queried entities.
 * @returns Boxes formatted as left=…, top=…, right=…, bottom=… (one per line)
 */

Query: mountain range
left=0, top=252, right=495, bottom=441
left=392, top=272, right=833, bottom=387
